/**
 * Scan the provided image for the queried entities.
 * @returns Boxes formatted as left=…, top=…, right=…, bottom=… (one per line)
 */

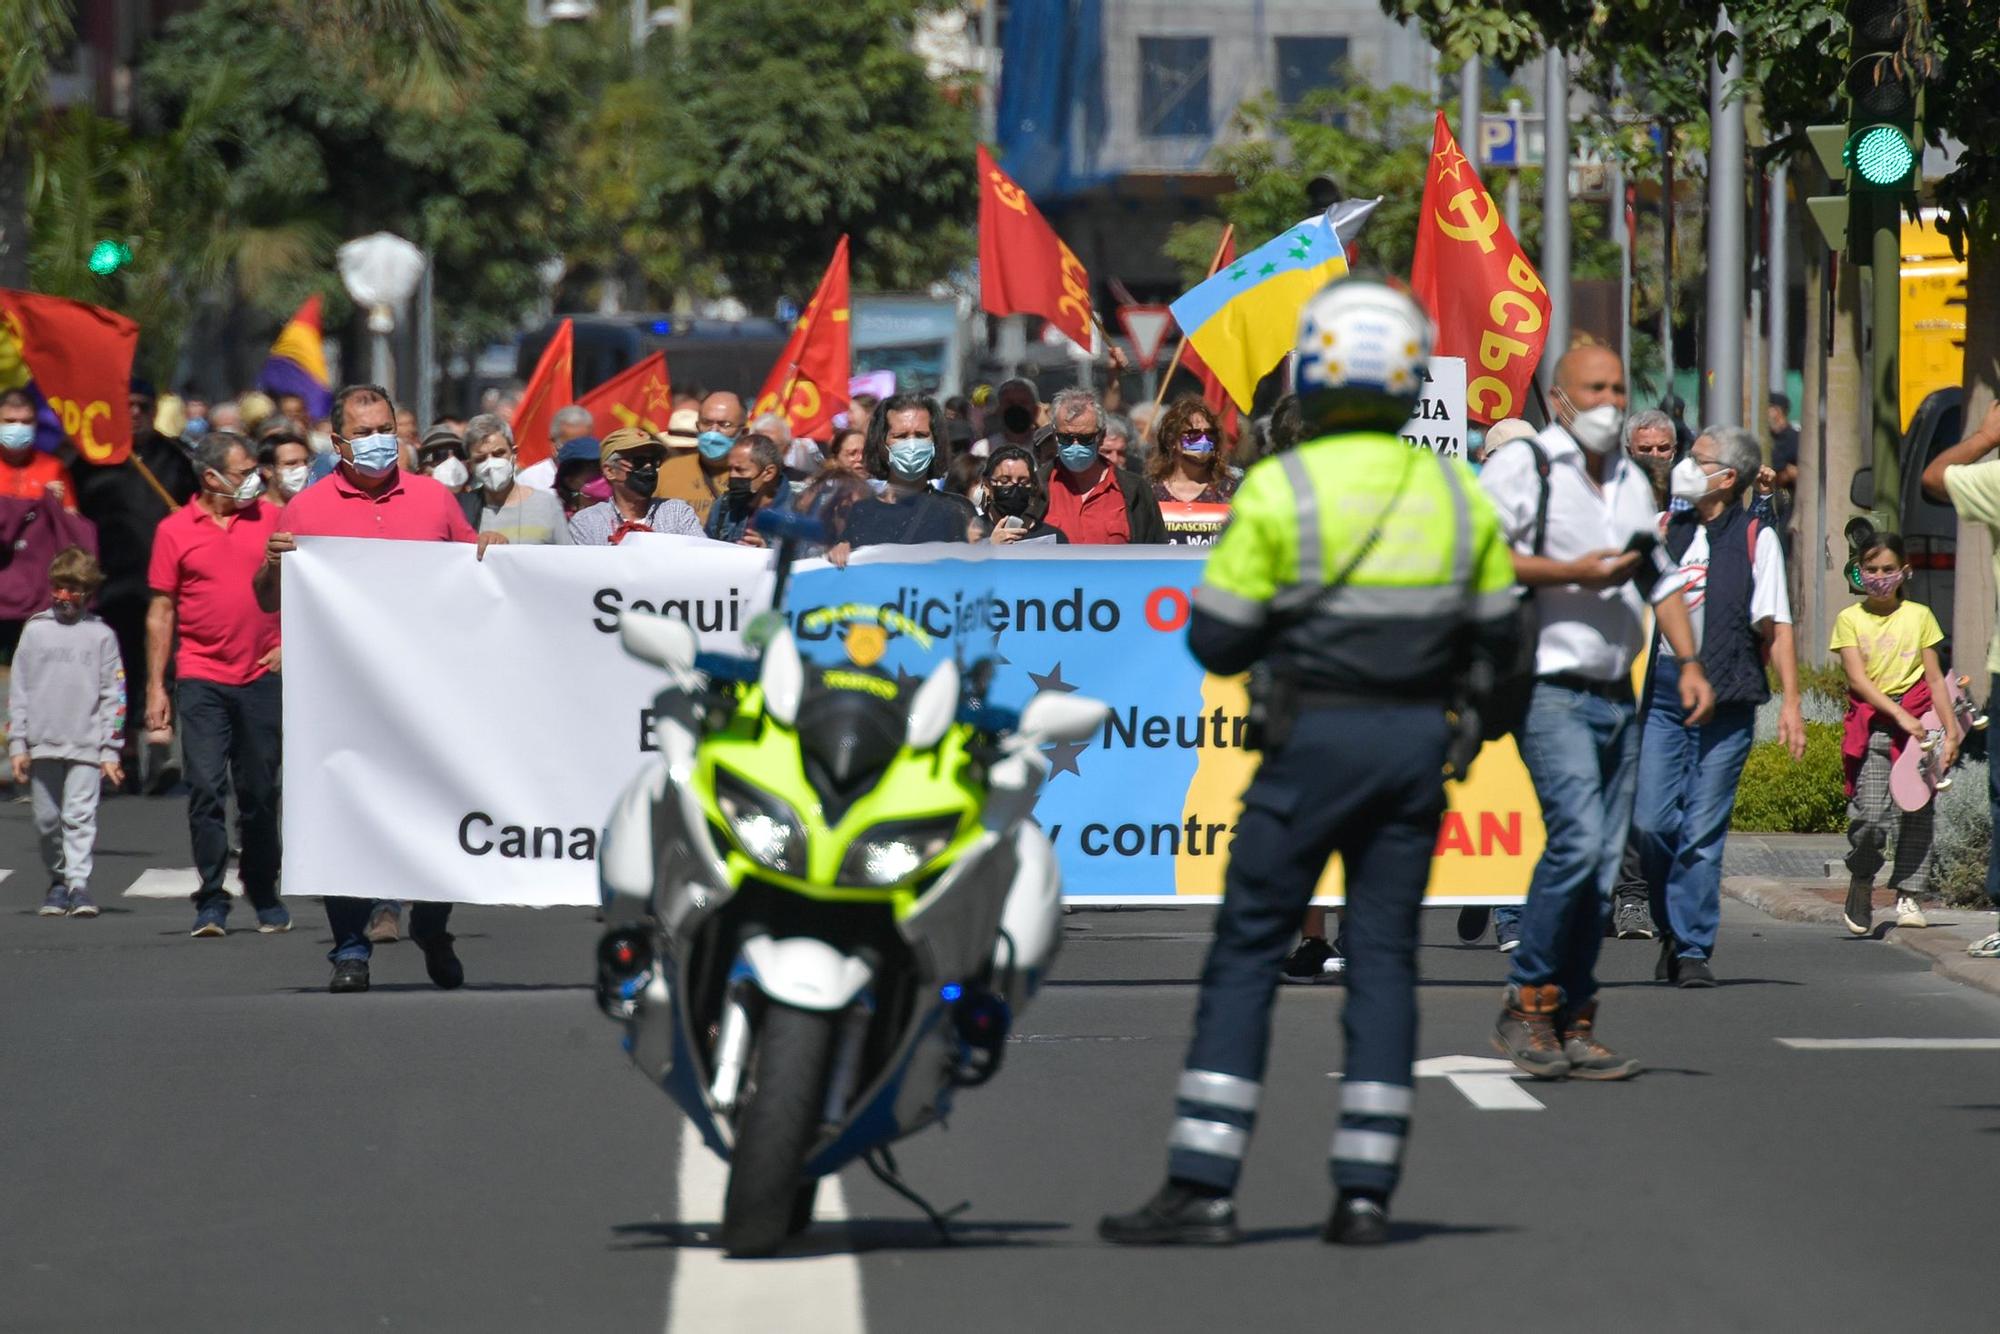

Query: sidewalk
left=1721, top=835, right=2000, bottom=1001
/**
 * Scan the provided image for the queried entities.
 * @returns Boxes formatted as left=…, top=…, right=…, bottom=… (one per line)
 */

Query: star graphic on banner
left=1259, top=261, right=1279, bottom=276
left=1228, top=266, right=1248, bottom=282
left=1028, top=662, right=1078, bottom=694
left=641, top=373, right=672, bottom=419
left=1437, top=141, right=1470, bottom=184
left=1285, top=247, right=1307, bottom=261
left=894, top=664, right=926, bottom=692
left=1044, top=740, right=1088, bottom=779
left=1294, top=232, right=1314, bottom=249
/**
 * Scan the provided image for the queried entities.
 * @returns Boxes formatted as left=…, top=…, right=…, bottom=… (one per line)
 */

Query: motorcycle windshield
left=785, top=573, right=1007, bottom=733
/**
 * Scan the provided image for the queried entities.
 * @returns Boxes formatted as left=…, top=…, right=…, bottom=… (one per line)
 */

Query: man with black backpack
left=1477, top=345, right=1712, bottom=1081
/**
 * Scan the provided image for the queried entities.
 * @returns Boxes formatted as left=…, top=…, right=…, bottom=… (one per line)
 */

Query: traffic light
left=86, top=239, right=132, bottom=277
left=1843, top=0, right=1919, bottom=193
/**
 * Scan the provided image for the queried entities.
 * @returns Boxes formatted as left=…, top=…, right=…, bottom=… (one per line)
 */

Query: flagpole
left=1149, top=224, right=1236, bottom=423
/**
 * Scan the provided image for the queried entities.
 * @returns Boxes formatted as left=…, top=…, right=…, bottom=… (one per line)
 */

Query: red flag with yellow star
left=754, top=236, right=850, bottom=442
left=1409, top=110, right=1551, bottom=424
left=579, top=351, right=672, bottom=438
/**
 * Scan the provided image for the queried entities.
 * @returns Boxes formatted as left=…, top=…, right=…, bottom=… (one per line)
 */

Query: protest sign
left=282, top=540, right=1540, bottom=906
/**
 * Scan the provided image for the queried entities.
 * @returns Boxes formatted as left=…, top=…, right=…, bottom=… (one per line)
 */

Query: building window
left=1139, top=36, right=1211, bottom=138
left=1274, top=35, right=1349, bottom=111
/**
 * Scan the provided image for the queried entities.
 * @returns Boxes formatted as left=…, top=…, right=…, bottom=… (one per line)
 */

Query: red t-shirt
left=1045, top=464, right=1131, bottom=545
left=0, top=451, right=77, bottom=511
left=279, top=466, right=478, bottom=543
left=148, top=498, right=284, bottom=686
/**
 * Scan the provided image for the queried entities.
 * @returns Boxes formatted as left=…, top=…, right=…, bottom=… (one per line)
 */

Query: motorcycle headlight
left=713, top=770, right=807, bottom=875
left=839, top=815, right=962, bottom=887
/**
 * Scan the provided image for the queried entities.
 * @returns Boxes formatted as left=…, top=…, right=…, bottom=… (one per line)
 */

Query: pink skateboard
left=1890, top=675, right=1989, bottom=812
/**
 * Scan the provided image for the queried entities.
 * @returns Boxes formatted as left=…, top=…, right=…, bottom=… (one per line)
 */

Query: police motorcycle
left=594, top=510, right=1106, bottom=1257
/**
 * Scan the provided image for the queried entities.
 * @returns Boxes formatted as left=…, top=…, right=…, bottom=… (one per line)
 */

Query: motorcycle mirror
left=907, top=657, right=961, bottom=749
left=620, top=610, right=698, bottom=672
left=1019, top=692, right=1109, bottom=746
left=760, top=627, right=804, bottom=725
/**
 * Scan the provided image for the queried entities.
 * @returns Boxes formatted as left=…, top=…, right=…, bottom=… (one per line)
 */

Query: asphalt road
left=4, top=791, right=1996, bottom=1333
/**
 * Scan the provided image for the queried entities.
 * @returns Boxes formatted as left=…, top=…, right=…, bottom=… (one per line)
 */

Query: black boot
left=1323, top=1191, right=1390, bottom=1245
left=1099, top=1181, right=1238, bottom=1246
left=1654, top=934, right=1680, bottom=984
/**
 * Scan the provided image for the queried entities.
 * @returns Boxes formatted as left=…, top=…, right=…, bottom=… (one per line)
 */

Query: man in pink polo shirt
left=147, top=430, right=291, bottom=939
left=254, top=383, right=506, bottom=995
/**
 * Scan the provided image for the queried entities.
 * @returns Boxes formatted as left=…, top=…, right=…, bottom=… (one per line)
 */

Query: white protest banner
left=281, top=535, right=768, bottom=906
left=1402, top=355, right=1468, bottom=458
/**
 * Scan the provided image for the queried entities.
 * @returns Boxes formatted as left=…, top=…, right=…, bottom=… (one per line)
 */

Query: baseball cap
left=1483, top=418, right=1536, bottom=451
left=664, top=407, right=699, bottom=450
left=420, top=425, right=465, bottom=455
left=557, top=435, right=601, bottom=464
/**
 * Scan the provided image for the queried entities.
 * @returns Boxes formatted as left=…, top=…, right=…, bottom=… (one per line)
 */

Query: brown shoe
left=365, top=903, right=402, bottom=944
left=1558, top=999, right=1642, bottom=1080
left=1492, top=983, right=1571, bottom=1080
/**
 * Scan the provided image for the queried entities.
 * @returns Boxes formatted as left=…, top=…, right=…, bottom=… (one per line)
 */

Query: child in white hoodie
left=7, top=547, right=126, bottom=917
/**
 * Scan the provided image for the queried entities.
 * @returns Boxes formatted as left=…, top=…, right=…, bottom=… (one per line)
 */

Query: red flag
left=579, top=351, right=673, bottom=438
left=0, top=290, right=140, bottom=465
left=511, top=318, right=573, bottom=467
left=753, top=236, right=851, bottom=441
left=977, top=145, right=1093, bottom=349
left=1177, top=231, right=1240, bottom=444
left=1409, top=111, right=1551, bottom=424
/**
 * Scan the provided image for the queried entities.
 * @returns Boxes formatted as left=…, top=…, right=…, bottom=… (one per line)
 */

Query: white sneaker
left=1895, top=896, right=1929, bottom=929
left=1969, top=931, right=2000, bottom=959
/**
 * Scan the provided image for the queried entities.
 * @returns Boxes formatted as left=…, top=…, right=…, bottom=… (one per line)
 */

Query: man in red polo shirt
left=147, top=430, right=291, bottom=939
left=1042, top=387, right=1166, bottom=545
left=254, top=383, right=505, bottom=995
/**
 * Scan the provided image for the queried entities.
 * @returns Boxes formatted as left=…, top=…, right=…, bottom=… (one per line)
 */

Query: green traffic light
left=1847, top=124, right=1916, bottom=187
left=86, top=239, right=131, bottom=276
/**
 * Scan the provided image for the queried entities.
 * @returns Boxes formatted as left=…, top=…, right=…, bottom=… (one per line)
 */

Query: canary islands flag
left=1168, top=212, right=1351, bottom=411
left=261, top=295, right=332, bottom=419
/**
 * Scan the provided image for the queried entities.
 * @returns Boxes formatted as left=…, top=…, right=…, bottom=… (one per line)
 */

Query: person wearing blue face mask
left=1041, top=387, right=1166, bottom=545
left=824, top=394, right=969, bottom=557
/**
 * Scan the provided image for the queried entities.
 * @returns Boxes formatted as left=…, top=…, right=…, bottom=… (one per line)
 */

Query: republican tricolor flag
left=260, top=295, right=332, bottom=420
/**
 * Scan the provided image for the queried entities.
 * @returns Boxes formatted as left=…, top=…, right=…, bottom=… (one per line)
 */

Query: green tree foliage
left=1164, top=86, right=1619, bottom=301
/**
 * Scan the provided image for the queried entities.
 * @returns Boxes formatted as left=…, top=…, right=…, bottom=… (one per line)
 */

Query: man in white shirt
left=1633, top=425, right=1805, bottom=987
left=517, top=404, right=594, bottom=492
left=1478, top=345, right=1713, bottom=1081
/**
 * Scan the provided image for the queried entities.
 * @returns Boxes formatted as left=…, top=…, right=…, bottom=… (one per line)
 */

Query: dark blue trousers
left=178, top=675, right=282, bottom=913
left=1169, top=705, right=1447, bottom=1199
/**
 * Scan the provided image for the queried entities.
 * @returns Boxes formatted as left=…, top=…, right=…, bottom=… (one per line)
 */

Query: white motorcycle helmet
left=1292, top=276, right=1434, bottom=437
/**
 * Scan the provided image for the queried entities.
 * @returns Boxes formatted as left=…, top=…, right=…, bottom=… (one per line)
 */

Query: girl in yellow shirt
left=1829, top=532, right=1958, bottom=936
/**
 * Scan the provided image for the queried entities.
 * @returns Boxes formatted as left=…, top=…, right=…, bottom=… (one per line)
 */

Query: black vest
left=1664, top=504, right=1769, bottom=707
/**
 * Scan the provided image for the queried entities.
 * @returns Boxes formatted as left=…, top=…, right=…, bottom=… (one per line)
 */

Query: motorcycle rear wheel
left=721, top=1002, right=836, bottom=1257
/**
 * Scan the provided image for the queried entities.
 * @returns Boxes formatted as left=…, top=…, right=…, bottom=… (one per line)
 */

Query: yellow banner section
left=1174, top=674, right=1544, bottom=905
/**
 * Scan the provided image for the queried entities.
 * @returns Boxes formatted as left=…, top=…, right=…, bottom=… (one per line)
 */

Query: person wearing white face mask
left=465, top=414, right=571, bottom=545
left=256, top=429, right=315, bottom=504
left=1633, top=426, right=1805, bottom=987
left=145, top=431, right=292, bottom=939
left=1477, top=344, right=1714, bottom=1081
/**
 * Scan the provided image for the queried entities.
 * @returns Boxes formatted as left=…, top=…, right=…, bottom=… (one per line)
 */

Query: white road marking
left=1777, top=1038, right=2000, bottom=1051
left=122, top=868, right=207, bottom=899
left=665, top=1117, right=865, bottom=1334
left=1328, top=1056, right=1547, bottom=1111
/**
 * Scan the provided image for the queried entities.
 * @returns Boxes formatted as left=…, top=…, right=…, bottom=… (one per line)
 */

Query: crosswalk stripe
left=123, top=868, right=209, bottom=899
left=1778, top=1038, right=2000, bottom=1050
left=664, top=1117, right=864, bottom=1334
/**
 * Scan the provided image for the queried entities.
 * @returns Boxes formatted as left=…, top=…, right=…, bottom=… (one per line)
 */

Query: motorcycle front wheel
left=721, top=1002, right=836, bottom=1257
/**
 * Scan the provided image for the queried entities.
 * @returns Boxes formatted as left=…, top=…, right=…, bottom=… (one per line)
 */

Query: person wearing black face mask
left=976, top=377, right=1042, bottom=457
left=705, top=434, right=790, bottom=545
left=979, top=445, right=1067, bottom=544
left=566, top=427, right=704, bottom=546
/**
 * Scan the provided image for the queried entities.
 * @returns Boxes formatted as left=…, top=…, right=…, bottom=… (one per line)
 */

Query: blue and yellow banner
left=789, top=547, right=1538, bottom=902
left=1167, top=213, right=1350, bottom=412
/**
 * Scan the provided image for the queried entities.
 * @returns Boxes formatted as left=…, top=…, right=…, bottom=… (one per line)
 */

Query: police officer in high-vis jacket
left=1100, top=278, right=1521, bottom=1247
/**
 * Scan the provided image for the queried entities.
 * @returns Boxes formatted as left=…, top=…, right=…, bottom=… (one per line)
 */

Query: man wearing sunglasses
left=567, top=427, right=703, bottom=546
left=1040, top=387, right=1165, bottom=545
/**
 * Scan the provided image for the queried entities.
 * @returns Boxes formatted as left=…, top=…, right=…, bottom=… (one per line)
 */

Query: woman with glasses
left=979, top=445, right=1068, bottom=545
left=1148, top=395, right=1238, bottom=507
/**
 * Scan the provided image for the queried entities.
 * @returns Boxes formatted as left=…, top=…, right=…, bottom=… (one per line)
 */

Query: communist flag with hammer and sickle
left=1409, top=110, right=1551, bottom=425
left=754, top=235, right=850, bottom=441
left=977, top=145, right=1093, bottom=350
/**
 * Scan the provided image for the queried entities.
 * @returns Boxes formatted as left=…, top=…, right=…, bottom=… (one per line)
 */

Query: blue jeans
left=178, top=676, right=282, bottom=913
left=1508, top=681, right=1640, bottom=1007
left=325, top=898, right=453, bottom=963
left=1633, top=659, right=1757, bottom=961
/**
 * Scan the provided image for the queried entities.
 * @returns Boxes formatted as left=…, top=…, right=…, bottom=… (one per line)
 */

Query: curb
left=1722, top=875, right=2000, bottom=1002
